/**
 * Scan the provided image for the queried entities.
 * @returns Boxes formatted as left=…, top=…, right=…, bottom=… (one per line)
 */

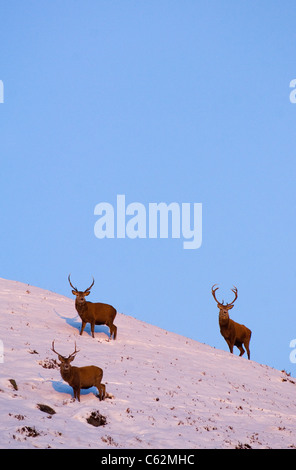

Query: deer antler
left=51, top=341, right=80, bottom=359
left=51, top=340, right=63, bottom=358
left=68, top=274, right=78, bottom=292
left=211, top=284, right=221, bottom=304
left=68, top=342, right=80, bottom=359
left=229, top=286, right=238, bottom=305
left=84, top=277, right=95, bottom=293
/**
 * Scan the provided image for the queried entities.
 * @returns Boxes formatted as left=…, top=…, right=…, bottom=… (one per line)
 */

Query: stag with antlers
left=211, top=284, right=252, bottom=359
left=68, top=275, right=117, bottom=340
left=51, top=341, right=106, bottom=401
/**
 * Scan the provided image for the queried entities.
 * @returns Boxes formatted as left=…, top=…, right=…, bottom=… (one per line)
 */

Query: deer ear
left=227, top=304, right=234, bottom=310
left=84, top=291, right=90, bottom=296
left=72, top=290, right=78, bottom=296
left=69, top=356, right=75, bottom=362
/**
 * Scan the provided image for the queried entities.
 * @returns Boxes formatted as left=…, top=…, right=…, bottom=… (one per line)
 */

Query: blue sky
left=1, top=1, right=296, bottom=375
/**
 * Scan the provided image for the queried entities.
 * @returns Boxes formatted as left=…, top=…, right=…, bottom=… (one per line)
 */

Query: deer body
left=69, top=275, right=117, bottom=340
left=219, top=316, right=251, bottom=358
left=61, top=365, right=105, bottom=402
left=52, top=342, right=106, bottom=402
left=212, top=285, right=251, bottom=359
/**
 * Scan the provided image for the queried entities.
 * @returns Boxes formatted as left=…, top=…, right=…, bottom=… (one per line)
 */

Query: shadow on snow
left=51, top=379, right=100, bottom=399
left=53, top=309, right=111, bottom=339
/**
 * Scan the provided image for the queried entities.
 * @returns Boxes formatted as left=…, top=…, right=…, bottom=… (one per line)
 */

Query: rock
left=86, top=410, right=107, bottom=427
left=37, top=403, right=56, bottom=415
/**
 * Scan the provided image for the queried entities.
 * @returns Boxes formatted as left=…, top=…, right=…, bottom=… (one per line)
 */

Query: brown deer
left=51, top=341, right=106, bottom=401
left=68, top=275, right=117, bottom=340
left=211, top=284, right=251, bottom=359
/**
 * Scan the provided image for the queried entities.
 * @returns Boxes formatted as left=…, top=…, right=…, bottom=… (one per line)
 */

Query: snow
left=0, top=277, right=295, bottom=449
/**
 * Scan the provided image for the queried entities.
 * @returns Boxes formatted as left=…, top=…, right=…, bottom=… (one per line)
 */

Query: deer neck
left=75, top=298, right=88, bottom=318
left=60, top=366, right=74, bottom=383
left=219, top=311, right=230, bottom=327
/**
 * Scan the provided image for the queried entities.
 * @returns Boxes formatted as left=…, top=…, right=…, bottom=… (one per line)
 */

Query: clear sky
left=1, top=1, right=296, bottom=376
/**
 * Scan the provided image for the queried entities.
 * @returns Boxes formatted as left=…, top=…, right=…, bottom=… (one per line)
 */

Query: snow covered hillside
left=0, top=278, right=295, bottom=449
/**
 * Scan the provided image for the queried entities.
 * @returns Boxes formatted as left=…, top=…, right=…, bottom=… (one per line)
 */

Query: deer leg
left=237, top=345, right=245, bottom=357
left=76, top=388, right=80, bottom=402
left=80, top=321, right=86, bottom=336
left=73, top=388, right=80, bottom=402
left=246, top=346, right=250, bottom=360
left=91, top=322, right=95, bottom=338
left=109, top=324, right=117, bottom=340
left=113, top=324, right=117, bottom=340
left=244, top=339, right=251, bottom=360
left=97, top=383, right=106, bottom=400
left=226, top=339, right=233, bottom=354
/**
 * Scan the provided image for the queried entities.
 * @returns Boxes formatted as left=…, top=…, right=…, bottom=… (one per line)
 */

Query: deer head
left=51, top=341, right=80, bottom=374
left=211, top=284, right=238, bottom=323
left=68, top=275, right=95, bottom=305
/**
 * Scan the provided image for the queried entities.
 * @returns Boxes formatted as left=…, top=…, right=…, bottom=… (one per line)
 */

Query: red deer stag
left=51, top=341, right=106, bottom=401
left=211, top=284, right=251, bottom=359
left=68, top=275, right=117, bottom=340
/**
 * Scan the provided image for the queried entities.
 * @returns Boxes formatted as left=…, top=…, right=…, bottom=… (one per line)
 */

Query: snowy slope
left=0, top=278, right=295, bottom=449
